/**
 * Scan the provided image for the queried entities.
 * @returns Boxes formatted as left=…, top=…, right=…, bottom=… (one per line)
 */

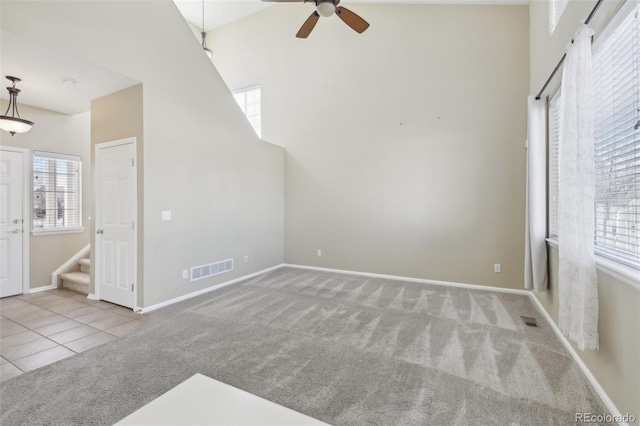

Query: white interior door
left=96, top=139, right=136, bottom=308
left=0, top=149, right=25, bottom=298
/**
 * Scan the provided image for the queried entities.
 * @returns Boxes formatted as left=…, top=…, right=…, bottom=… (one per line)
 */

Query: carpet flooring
left=0, top=267, right=608, bottom=425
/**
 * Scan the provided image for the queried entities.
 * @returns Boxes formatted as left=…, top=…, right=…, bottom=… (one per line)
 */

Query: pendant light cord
left=200, top=0, right=212, bottom=57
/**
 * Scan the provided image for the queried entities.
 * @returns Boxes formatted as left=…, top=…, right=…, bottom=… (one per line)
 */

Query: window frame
left=32, top=150, right=84, bottom=235
left=547, top=90, right=561, bottom=239
left=232, top=85, right=262, bottom=139
left=548, top=0, right=568, bottom=36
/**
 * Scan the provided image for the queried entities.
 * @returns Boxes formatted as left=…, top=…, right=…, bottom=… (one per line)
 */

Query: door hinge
left=131, top=159, right=135, bottom=167
left=132, top=221, right=135, bottom=230
left=131, top=283, right=134, bottom=292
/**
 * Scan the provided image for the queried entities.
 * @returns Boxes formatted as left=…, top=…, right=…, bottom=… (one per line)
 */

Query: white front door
left=95, top=139, right=136, bottom=308
left=0, top=149, right=25, bottom=297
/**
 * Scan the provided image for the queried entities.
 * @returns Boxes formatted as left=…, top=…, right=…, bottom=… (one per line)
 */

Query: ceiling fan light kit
left=316, top=1, right=336, bottom=17
left=263, top=0, right=370, bottom=38
left=0, top=76, right=34, bottom=136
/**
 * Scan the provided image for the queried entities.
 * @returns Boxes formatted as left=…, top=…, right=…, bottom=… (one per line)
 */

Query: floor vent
left=191, top=259, right=233, bottom=282
left=521, top=316, right=539, bottom=327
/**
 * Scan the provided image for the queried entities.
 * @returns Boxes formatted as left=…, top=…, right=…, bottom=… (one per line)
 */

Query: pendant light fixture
left=201, top=0, right=213, bottom=58
left=0, top=76, right=34, bottom=136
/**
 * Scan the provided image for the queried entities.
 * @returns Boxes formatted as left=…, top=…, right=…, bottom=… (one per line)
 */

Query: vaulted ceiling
left=1, top=0, right=528, bottom=115
left=173, top=0, right=528, bottom=32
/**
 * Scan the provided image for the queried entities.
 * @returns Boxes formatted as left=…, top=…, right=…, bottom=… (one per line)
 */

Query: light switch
left=162, top=211, right=172, bottom=221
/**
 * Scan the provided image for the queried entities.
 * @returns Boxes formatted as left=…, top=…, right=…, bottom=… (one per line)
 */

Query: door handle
left=13, top=219, right=21, bottom=224
left=8, top=229, right=21, bottom=234
left=96, top=229, right=104, bottom=235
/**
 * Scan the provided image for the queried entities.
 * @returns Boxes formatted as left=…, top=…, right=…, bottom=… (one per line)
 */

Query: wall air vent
left=191, top=259, right=234, bottom=282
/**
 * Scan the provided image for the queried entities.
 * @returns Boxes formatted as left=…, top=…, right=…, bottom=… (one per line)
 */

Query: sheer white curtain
left=525, top=96, right=548, bottom=292
left=558, top=24, right=599, bottom=351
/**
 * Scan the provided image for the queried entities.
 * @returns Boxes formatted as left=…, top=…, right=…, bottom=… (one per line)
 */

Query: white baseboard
left=29, top=284, right=57, bottom=293
left=282, top=263, right=531, bottom=295
left=528, top=294, right=626, bottom=425
left=139, top=264, right=285, bottom=314
left=87, top=293, right=98, bottom=300
left=51, top=244, right=90, bottom=287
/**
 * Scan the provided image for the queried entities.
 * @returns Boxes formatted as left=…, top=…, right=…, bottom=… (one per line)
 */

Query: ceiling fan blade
left=335, top=6, right=369, bottom=34
left=296, top=11, right=320, bottom=38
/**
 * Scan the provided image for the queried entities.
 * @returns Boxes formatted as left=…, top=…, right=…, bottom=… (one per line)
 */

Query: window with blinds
left=592, top=3, right=639, bottom=268
left=232, top=85, right=262, bottom=138
left=548, top=3, right=640, bottom=269
left=548, top=91, right=561, bottom=238
left=33, top=151, right=82, bottom=232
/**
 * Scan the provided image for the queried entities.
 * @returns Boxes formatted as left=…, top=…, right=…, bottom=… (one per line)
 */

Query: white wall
left=0, top=0, right=285, bottom=307
left=211, top=3, right=530, bottom=289
left=0, top=102, right=91, bottom=288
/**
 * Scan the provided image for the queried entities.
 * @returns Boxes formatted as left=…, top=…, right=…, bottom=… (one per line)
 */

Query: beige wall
left=90, top=84, right=144, bottom=306
left=543, top=247, right=640, bottom=420
left=0, top=102, right=91, bottom=288
left=530, top=0, right=639, bottom=419
left=1, top=0, right=285, bottom=308
left=211, top=4, right=529, bottom=289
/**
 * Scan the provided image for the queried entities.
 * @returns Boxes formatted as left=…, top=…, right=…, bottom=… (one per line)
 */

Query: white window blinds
left=548, top=3, right=640, bottom=269
left=592, top=3, right=640, bottom=268
left=33, top=151, right=82, bottom=231
left=548, top=91, right=561, bottom=238
left=233, top=85, right=262, bottom=138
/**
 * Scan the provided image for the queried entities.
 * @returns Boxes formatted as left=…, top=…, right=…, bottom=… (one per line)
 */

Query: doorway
left=0, top=146, right=29, bottom=297
left=94, top=138, right=137, bottom=308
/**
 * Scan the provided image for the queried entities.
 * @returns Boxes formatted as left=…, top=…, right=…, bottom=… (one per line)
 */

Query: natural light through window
left=548, top=3, right=640, bottom=269
left=591, top=4, right=639, bottom=268
left=233, top=85, right=261, bottom=138
left=33, top=151, right=82, bottom=233
left=549, top=0, right=568, bottom=36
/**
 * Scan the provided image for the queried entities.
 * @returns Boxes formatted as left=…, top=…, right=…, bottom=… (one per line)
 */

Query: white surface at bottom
left=115, top=373, right=330, bottom=426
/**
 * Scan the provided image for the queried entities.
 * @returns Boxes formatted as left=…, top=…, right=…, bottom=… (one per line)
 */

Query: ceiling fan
left=263, top=0, right=370, bottom=39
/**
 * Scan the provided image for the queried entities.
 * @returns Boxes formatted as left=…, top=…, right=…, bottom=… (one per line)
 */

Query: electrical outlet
left=494, top=264, right=501, bottom=273
left=244, top=255, right=249, bottom=263
left=317, top=249, right=322, bottom=257
left=182, top=269, right=188, bottom=279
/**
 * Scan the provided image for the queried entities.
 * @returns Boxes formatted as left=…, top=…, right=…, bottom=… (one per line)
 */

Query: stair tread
left=79, top=258, right=91, bottom=266
left=61, top=271, right=90, bottom=285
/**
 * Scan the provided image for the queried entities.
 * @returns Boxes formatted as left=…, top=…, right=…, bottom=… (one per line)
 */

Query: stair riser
left=62, top=279, right=89, bottom=295
left=80, top=264, right=90, bottom=273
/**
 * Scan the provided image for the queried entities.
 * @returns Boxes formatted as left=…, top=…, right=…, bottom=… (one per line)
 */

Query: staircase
left=60, top=257, right=90, bottom=295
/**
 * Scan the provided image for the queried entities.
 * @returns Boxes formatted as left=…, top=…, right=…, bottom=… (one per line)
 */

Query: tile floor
left=0, top=288, right=147, bottom=383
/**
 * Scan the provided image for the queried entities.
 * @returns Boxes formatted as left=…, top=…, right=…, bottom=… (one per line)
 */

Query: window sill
left=546, top=238, right=640, bottom=291
left=32, top=227, right=85, bottom=236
